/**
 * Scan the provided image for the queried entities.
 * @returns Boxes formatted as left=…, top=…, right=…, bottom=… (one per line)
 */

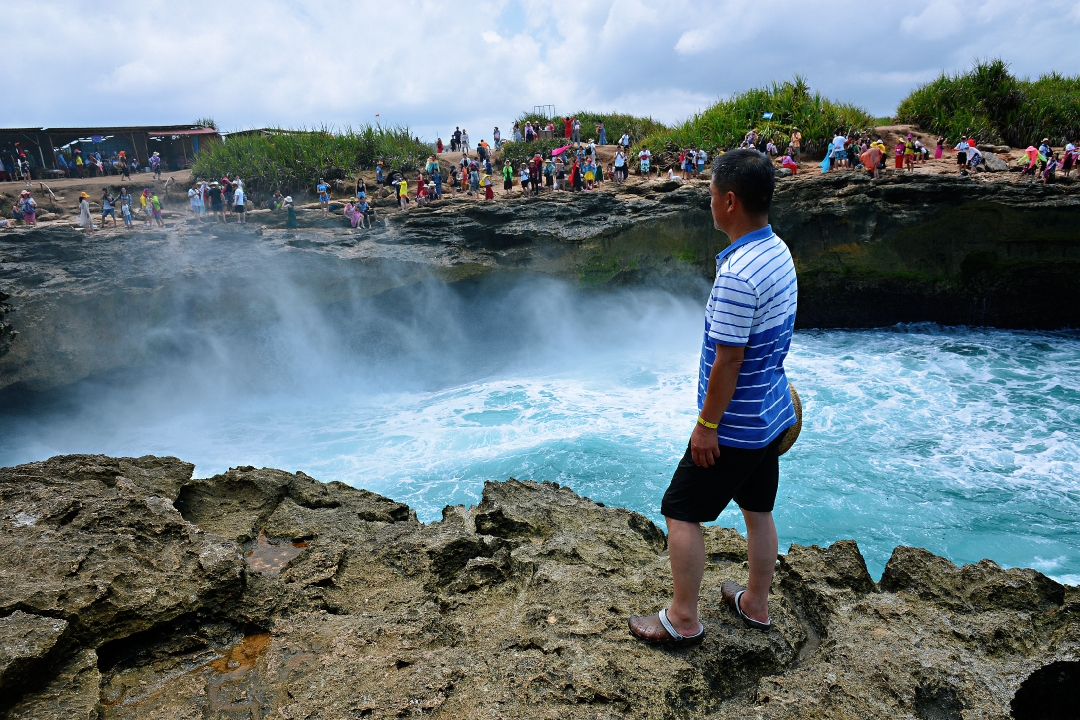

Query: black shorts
left=660, top=435, right=781, bottom=522
left=235, top=204, right=244, bottom=213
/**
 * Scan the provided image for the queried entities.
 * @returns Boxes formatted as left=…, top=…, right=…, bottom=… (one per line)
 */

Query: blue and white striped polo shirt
left=698, top=224, right=798, bottom=449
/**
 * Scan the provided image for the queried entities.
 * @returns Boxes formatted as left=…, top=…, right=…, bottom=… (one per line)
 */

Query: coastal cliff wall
left=0, top=173, right=1077, bottom=391
left=1, top=455, right=1076, bottom=719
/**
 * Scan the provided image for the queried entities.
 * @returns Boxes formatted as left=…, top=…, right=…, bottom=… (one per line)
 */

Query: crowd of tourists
left=8, top=112, right=1077, bottom=234
left=185, top=176, right=249, bottom=223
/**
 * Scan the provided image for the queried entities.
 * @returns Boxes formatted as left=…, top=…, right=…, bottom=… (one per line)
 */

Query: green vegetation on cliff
left=896, top=58, right=1080, bottom=146
left=638, top=77, right=874, bottom=156
left=191, top=125, right=431, bottom=193
left=513, top=111, right=668, bottom=145
left=497, top=138, right=568, bottom=168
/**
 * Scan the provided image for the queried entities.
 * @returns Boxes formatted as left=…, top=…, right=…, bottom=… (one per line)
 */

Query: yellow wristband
left=697, top=416, right=718, bottom=430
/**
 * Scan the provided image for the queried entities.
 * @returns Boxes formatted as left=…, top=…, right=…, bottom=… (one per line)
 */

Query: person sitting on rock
left=630, top=149, right=799, bottom=645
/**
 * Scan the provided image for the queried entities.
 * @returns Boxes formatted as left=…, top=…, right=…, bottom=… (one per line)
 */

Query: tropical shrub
left=497, top=138, right=568, bottom=168
left=637, top=76, right=874, bottom=158
left=513, top=111, right=667, bottom=145
left=895, top=58, right=1080, bottom=146
left=191, top=125, right=431, bottom=193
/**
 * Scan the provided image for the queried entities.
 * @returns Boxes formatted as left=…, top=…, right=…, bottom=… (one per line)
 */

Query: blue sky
left=6, top=0, right=1080, bottom=142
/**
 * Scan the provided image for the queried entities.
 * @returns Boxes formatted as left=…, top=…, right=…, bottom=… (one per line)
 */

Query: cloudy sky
left=8, top=0, right=1080, bottom=142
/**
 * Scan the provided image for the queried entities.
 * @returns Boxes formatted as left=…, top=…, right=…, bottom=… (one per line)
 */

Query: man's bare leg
left=740, top=509, right=777, bottom=623
left=665, top=517, right=706, bottom=636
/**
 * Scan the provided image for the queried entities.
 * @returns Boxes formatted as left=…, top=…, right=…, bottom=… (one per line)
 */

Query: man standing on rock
left=630, top=149, right=798, bottom=644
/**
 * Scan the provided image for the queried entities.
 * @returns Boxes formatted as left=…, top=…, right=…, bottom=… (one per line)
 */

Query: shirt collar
left=716, top=224, right=773, bottom=258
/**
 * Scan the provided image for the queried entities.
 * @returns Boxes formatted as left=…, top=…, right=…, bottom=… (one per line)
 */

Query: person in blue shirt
left=630, top=149, right=799, bottom=645
left=317, top=178, right=330, bottom=216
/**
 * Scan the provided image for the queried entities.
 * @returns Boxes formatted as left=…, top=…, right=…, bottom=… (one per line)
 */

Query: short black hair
left=711, top=149, right=775, bottom=216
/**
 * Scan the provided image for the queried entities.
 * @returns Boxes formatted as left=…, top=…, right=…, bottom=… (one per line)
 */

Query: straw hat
left=777, top=383, right=802, bottom=456
left=79, top=192, right=90, bottom=199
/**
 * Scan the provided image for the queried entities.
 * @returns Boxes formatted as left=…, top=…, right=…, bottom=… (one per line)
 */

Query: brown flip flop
left=721, top=581, right=772, bottom=631
left=628, top=609, right=705, bottom=645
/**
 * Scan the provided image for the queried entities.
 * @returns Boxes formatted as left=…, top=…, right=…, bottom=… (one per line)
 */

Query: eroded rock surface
left=1, top=455, right=1077, bottom=719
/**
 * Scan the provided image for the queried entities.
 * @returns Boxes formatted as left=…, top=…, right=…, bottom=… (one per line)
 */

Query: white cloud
left=901, top=0, right=965, bottom=38
left=675, top=29, right=714, bottom=54
left=2, top=0, right=1079, bottom=139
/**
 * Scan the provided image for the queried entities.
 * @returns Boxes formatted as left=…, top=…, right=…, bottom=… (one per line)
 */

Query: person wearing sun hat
left=77, top=192, right=95, bottom=233
left=284, top=196, right=298, bottom=229
left=19, top=190, right=37, bottom=225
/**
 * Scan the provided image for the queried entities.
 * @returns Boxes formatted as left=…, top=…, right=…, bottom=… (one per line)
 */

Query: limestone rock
left=0, top=612, right=68, bottom=700
left=880, top=545, right=1065, bottom=612
left=0, top=454, right=1077, bottom=720
left=4, top=649, right=100, bottom=720
left=981, top=152, right=1009, bottom=171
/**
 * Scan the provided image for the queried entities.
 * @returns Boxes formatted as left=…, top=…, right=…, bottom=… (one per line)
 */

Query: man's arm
left=690, top=343, right=744, bottom=467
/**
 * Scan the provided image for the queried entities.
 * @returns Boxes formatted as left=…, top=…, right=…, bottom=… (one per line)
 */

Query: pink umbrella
left=550, top=145, right=572, bottom=156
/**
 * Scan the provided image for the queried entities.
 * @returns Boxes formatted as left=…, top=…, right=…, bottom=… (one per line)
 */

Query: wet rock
left=1, top=454, right=1078, bottom=720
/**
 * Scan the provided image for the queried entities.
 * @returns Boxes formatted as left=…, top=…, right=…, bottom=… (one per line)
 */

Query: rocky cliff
left=1, top=455, right=1076, bottom=719
left=1, top=173, right=1078, bottom=391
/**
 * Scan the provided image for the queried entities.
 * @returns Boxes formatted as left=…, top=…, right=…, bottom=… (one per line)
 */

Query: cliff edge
left=1, top=455, right=1076, bottom=719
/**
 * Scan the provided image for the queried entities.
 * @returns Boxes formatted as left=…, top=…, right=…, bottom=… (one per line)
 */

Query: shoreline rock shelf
left=1, top=455, right=1076, bottom=719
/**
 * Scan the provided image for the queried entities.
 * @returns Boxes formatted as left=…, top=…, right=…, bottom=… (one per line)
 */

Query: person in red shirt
left=531, top=155, right=543, bottom=196
left=564, top=117, right=572, bottom=139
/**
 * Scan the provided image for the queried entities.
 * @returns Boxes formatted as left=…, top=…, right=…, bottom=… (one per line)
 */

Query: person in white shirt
left=613, top=149, right=627, bottom=184
left=460, top=130, right=471, bottom=155
left=619, top=132, right=630, bottom=149
left=638, top=146, right=652, bottom=175
left=233, top=183, right=247, bottom=223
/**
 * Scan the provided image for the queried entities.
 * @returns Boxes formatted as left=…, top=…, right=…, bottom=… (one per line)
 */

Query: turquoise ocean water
left=1, top=281, right=1077, bottom=582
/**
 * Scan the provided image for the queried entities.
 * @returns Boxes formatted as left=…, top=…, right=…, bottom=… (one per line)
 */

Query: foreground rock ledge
left=1, top=456, right=1076, bottom=719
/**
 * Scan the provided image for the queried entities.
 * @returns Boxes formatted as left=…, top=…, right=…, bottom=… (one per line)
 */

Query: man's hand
left=691, top=422, right=721, bottom=467
left=691, top=342, right=745, bottom=467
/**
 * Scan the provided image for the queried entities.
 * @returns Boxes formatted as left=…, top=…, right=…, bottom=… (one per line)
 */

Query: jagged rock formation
left=1, top=173, right=1078, bottom=391
left=772, top=174, right=1080, bottom=328
left=1, top=455, right=1076, bottom=719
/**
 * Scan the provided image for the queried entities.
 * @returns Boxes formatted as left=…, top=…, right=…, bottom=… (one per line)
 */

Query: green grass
left=637, top=76, right=874, bottom=157
left=191, top=125, right=431, bottom=194
left=498, top=139, right=569, bottom=168
left=895, top=58, right=1080, bottom=146
left=513, top=111, right=668, bottom=145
